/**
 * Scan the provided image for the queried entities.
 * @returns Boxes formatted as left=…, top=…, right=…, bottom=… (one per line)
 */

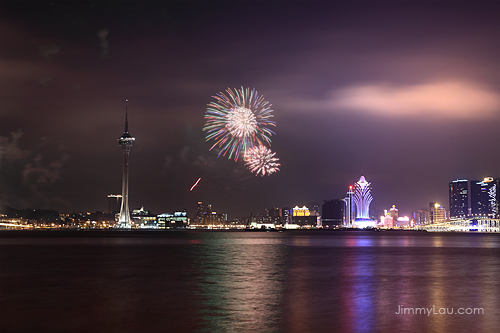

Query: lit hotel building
left=449, top=179, right=469, bottom=218
left=470, top=177, right=497, bottom=218
left=290, top=206, right=319, bottom=228
left=353, top=175, right=376, bottom=228
left=449, top=177, right=498, bottom=219
left=429, top=202, right=446, bottom=224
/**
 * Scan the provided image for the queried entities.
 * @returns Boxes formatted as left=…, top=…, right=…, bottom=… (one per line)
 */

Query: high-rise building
left=495, top=177, right=500, bottom=218
left=448, top=177, right=498, bottom=219
left=194, top=201, right=205, bottom=224
left=389, top=205, right=398, bottom=222
left=344, top=185, right=354, bottom=226
left=268, top=207, right=282, bottom=225
left=322, top=199, right=344, bottom=228
left=353, top=175, right=373, bottom=219
left=412, top=209, right=428, bottom=225
left=117, top=102, right=135, bottom=228
left=353, top=175, right=376, bottom=228
left=282, top=207, right=292, bottom=225
left=449, top=179, right=469, bottom=219
left=470, top=177, right=496, bottom=218
left=107, top=194, right=122, bottom=214
left=429, top=202, right=446, bottom=224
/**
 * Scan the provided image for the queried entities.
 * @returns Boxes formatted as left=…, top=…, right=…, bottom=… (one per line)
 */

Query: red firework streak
left=190, top=178, right=202, bottom=191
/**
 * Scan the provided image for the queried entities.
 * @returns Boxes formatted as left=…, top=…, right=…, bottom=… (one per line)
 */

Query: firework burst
left=244, top=145, right=280, bottom=176
left=203, top=87, right=276, bottom=161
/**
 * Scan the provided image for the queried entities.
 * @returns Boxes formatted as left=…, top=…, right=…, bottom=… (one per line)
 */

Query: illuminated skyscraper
left=495, top=177, right=500, bottom=218
left=449, top=177, right=498, bottom=219
left=449, top=179, right=469, bottom=218
left=353, top=175, right=373, bottom=219
left=353, top=175, right=376, bottom=228
left=470, top=177, right=497, bottom=218
left=344, top=186, right=354, bottom=226
left=117, top=102, right=135, bottom=228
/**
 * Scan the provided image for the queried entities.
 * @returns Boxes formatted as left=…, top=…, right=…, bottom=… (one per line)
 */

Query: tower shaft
left=117, top=102, right=135, bottom=228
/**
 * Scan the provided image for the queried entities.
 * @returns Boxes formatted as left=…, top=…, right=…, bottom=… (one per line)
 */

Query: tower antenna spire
left=124, top=99, right=129, bottom=134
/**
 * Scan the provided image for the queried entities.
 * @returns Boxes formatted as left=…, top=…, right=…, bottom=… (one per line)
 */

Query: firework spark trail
left=244, top=145, right=280, bottom=176
left=190, top=177, right=202, bottom=191
left=203, top=87, right=276, bottom=161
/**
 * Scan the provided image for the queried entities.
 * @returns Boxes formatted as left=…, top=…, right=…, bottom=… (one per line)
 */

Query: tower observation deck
left=117, top=101, right=135, bottom=228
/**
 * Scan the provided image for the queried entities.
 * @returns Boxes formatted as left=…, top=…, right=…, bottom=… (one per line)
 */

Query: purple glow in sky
left=1, top=1, right=499, bottom=218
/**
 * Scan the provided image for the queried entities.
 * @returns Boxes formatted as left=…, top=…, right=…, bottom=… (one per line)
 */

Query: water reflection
left=190, top=233, right=287, bottom=332
left=1, top=231, right=499, bottom=332
left=342, top=249, right=376, bottom=333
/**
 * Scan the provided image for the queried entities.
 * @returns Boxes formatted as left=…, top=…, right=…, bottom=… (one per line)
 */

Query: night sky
left=1, top=1, right=499, bottom=219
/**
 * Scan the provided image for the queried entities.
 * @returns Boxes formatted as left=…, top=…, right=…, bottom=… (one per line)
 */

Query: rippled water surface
left=1, top=230, right=499, bottom=332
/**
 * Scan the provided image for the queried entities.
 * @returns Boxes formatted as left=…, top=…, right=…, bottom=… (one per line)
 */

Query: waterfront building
left=397, top=216, right=411, bottom=228
left=282, top=207, right=292, bottom=225
left=307, top=201, right=320, bottom=215
left=381, top=214, right=394, bottom=228
left=107, top=194, right=122, bottom=214
left=353, top=175, right=376, bottom=228
left=322, top=199, right=344, bottom=228
left=116, top=102, right=135, bottom=228
left=344, top=186, right=354, bottom=226
left=193, top=201, right=205, bottom=224
left=495, top=177, right=500, bottom=218
left=192, top=202, right=226, bottom=226
left=158, top=211, right=189, bottom=229
left=429, top=202, right=446, bottom=224
left=266, top=207, right=282, bottom=225
left=293, top=206, right=310, bottom=216
left=449, top=177, right=498, bottom=219
left=449, top=179, right=469, bottom=219
left=470, top=177, right=497, bottom=218
left=389, top=205, right=399, bottom=224
left=291, top=206, right=319, bottom=227
left=196, top=201, right=204, bottom=217
left=131, top=206, right=157, bottom=229
left=412, top=209, right=428, bottom=225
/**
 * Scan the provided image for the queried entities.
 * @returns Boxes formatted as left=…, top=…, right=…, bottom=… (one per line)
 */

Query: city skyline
left=1, top=1, right=499, bottom=218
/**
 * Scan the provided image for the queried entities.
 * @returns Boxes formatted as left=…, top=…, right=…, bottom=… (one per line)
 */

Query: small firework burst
left=244, top=145, right=280, bottom=176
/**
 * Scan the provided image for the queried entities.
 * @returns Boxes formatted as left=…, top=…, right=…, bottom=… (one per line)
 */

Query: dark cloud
left=0, top=130, right=29, bottom=163
left=97, top=29, right=109, bottom=59
left=38, top=44, right=60, bottom=59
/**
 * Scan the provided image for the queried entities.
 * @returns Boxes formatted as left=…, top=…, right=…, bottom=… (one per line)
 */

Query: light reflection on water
left=1, top=231, right=499, bottom=332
